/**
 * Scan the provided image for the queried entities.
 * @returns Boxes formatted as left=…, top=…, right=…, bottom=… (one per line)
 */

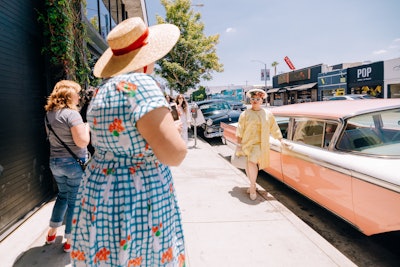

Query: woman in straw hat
left=235, top=89, right=283, bottom=200
left=70, top=17, right=187, bottom=266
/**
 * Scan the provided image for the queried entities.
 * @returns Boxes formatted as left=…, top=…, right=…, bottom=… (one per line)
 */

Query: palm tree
left=271, top=61, right=279, bottom=76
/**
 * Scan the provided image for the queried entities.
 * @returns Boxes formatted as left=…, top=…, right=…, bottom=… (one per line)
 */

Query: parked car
left=327, top=94, right=376, bottom=100
left=228, top=101, right=247, bottom=111
left=221, top=99, right=400, bottom=236
left=195, top=99, right=242, bottom=139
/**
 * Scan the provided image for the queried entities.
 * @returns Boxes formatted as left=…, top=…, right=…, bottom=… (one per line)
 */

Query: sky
left=145, top=0, right=400, bottom=88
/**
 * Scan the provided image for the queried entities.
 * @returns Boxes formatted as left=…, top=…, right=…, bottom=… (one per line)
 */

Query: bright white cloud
left=225, top=27, right=236, bottom=33
left=373, top=49, right=387, bottom=55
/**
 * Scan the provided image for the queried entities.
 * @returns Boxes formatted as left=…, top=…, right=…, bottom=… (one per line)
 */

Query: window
left=292, top=119, right=338, bottom=148
left=336, top=108, right=400, bottom=156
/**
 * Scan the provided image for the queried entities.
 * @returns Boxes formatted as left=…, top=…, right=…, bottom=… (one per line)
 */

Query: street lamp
left=251, top=59, right=268, bottom=91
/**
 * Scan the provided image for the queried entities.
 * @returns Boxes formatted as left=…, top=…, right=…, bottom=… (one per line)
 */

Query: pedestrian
left=176, top=94, right=191, bottom=143
left=165, top=94, right=175, bottom=104
left=70, top=17, right=187, bottom=266
left=44, top=80, right=90, bottom=252
left=235, top=89, right=283, bottom=200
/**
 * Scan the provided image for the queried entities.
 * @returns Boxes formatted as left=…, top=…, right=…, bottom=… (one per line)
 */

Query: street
left=205, top=135, right=400, bottom=267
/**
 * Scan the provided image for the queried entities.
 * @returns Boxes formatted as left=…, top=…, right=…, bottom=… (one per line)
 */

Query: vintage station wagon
left=221, top=99, right=400, bottom=236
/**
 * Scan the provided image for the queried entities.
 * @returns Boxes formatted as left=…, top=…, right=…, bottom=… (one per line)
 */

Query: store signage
left=284, top=56, right=295, bottom=70
left=347, top=61, right=383, bottom=85
left=277, top=73, right=289, bottom=84
left=357, top=67, right=372, bottom=81
left=289, top=68, right=310, bottom=82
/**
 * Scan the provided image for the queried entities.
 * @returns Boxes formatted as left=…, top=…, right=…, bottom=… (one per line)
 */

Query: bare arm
left=71, top=123, right=90, bottom=148
left=137, top=107, right=187, bottom=166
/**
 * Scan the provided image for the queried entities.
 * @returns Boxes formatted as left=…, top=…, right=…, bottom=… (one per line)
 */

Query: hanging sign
left=284, top=56, right=295, bottom=70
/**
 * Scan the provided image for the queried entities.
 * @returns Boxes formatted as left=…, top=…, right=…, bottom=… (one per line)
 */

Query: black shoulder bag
left=45, top=115, right=87, bottom=171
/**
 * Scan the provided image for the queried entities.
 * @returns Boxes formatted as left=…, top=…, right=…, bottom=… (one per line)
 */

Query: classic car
left=195, top=99, right=242, bottom=139
left=221, top=99, right=400, bottom=236
left=228, top=101, right=247, bottom=111
left=327, top=94, right=376, bottom=101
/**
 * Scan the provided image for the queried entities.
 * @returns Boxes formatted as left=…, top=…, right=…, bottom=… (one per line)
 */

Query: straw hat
left=246, top=88, right=267, bottom=99
left=93, top=17, right=180, bottom=78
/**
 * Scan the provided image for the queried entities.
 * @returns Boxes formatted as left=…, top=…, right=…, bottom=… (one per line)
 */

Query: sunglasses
left=250, top=98, right=261, bottom=101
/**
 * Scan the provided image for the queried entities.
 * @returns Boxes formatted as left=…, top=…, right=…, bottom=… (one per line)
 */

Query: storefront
left=317, top=69, right=347, bottom=101
left=384, top=57, right=400, bottom=98
left=270, top=64, right=325, bottom=105
left=347, top=62, right=384, bottom=98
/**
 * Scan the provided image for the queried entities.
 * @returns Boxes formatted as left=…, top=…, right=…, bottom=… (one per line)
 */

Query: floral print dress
left=71, top=72, right=185, bottom=267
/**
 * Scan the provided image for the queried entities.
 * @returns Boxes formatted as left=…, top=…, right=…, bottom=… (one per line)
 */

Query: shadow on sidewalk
left=13, top=236, right=71, bottom=267
left=229, top=186, right=275, bottom=205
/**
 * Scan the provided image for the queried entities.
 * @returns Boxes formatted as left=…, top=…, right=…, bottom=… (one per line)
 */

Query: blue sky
left=145, top=0, right=400, bottom=88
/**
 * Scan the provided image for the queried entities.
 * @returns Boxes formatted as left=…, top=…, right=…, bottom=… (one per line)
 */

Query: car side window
left=292, top=119, right=337, bottom=148
left=275, top=117, right=289, bottom=139
left=324, top=122, right=338, bottom=147
left=293, top=119, right=324, bottom=147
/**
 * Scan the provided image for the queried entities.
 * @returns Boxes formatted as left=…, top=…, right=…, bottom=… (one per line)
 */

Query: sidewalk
left=0, top=137, right=356, bottom=267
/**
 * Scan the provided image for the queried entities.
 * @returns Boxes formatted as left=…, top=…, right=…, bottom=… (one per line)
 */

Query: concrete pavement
left=0, top=136, right=356, bottom=267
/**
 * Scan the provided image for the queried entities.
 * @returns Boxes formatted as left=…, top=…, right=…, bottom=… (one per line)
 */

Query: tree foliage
left=156, top=0, right=223, bottom=94
left=271, top=61, right=279, bottom=76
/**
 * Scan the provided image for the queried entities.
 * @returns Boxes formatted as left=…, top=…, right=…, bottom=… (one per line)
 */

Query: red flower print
left=102, top=168, right=115, bottom=176
left=117, top=81, right=137, bottom=97
left=152, top=223, right=163, bottom=237
left=71, top=250, right=85, bottom=261
left=109, top=118, right=125, bottom=136
left=129, top=167, right=136, bottom=175
left=161, top=247, right=173, bottom=264
left=120, top=235, right=131, bottom=250
left=128, top=256, right=142, bottom=267
left=94, top=247, right=111, bottom=263
left=178, top=253, right=186, bottom=267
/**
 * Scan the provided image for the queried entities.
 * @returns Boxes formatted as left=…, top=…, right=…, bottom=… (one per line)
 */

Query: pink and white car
left=221, top=99, right=400, bottom=236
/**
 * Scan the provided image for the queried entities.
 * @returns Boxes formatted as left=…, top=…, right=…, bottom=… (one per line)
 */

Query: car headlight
left=206, top=118, right=213, bottom=126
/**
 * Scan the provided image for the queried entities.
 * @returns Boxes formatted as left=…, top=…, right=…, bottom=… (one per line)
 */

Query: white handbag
left=231, top=147, right=247, bottom=169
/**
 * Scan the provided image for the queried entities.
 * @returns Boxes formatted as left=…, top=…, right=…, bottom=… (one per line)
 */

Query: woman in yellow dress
left=235, top=89, right=283, bottom=200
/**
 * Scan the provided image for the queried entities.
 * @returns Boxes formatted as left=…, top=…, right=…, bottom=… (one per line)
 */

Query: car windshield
left=336, top=108, right=400, bottom=157
left=198, top=101, right=230, bottom=115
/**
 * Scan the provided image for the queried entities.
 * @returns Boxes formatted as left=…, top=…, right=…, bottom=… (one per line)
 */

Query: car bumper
left=203, top=127, right=223, bottom=138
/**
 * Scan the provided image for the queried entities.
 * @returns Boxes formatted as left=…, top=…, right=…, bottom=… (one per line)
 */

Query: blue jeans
left=49, top=157, right=84, bottom=239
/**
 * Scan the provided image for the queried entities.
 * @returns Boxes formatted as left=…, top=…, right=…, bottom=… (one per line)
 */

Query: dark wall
left=0, top=1, right=54, bottom=237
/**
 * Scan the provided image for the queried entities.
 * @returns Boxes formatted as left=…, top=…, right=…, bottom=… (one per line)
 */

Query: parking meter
left=190, top=105, right=198, bottom=147
left=191, top=106, right=198, bottom=119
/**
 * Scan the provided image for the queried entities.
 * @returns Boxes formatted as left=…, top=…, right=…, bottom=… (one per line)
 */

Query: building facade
left=0, top=0, right=146, bottom=239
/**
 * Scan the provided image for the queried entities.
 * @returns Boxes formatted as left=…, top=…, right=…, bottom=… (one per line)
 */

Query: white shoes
left=247, top=187, right=257, bottom=200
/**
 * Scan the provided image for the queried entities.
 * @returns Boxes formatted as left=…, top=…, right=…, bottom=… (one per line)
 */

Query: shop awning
left=277, top=87, right=288, bottom=93
left=266, top=88, right=279, bottom=93
left=288, top=82, right=317, bottom=91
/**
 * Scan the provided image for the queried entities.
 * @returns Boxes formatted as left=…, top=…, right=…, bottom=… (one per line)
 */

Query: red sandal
left=63, top=242, right=72, bottom=253
left=46, top=233, right=56, bottom=244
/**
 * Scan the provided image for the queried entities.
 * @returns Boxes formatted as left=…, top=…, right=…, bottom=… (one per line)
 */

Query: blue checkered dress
left=71, top=73, right=185, bottom=267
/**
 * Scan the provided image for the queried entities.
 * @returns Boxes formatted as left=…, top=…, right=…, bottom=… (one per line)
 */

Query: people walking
left=235, top=89, right=283, bottom=200
left=176, top=94, right=191, bottom=143
left=44, top=80, right=90, bottom=252
left=70, top=17, right=187, bottom=266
